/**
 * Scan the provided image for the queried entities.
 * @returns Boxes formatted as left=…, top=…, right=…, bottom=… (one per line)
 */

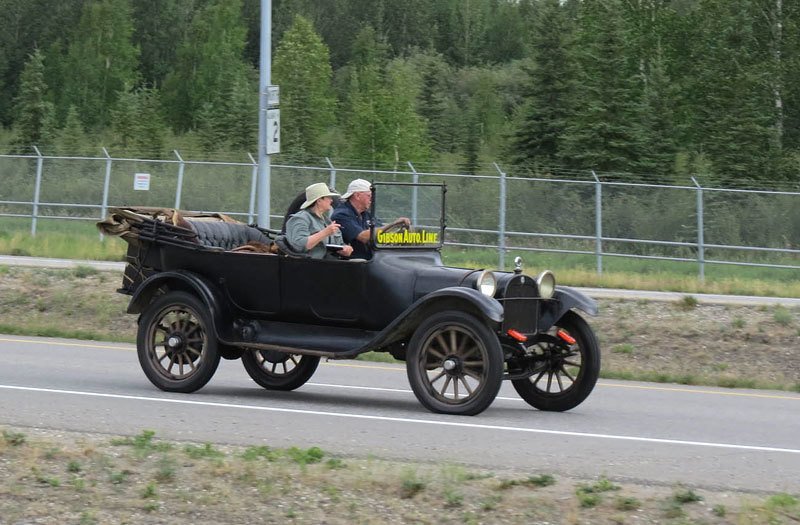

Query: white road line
left=2, top=384, right=799, bottom=456
left=306, top=382, right=523, bottom=403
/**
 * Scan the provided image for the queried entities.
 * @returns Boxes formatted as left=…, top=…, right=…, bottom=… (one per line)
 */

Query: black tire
left=406, top=311, right=503, bottom=416
left=512, top=311, right=600, bottom=411
left=136, top=291, right=220, bottom=393
left=241, top=350, right=320, bottom=391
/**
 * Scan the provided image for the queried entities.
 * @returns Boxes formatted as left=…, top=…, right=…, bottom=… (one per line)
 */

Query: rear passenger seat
left=185, top=219, right=272, bottom=251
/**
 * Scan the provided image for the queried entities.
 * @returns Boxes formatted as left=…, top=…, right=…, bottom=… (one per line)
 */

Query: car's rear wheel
left=406, top=311, right=503, bottom=416
left=242, top=350, right=320, bottom=391
left=137, top=291, right=220, bottom=393
left=511, top=311, right=600, bottom=411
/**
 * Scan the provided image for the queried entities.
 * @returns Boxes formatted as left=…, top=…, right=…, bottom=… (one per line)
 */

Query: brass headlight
left=475, top=270, right=497, bottom=297
left=536, top=270, right=556, bottom=299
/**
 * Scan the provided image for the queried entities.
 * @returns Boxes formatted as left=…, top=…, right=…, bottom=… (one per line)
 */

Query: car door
left=279, top=257, right=367, bottom=324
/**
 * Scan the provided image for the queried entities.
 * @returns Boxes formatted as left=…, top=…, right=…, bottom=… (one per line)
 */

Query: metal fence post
left=407, top=161, right=419, bottom=225
left=325, top=157, right=336, bottom=190
left=174, top=150, right=185, bottom=210
left=691, top=177, right=705, bottom=282
left=494, top=162, right=507, bottom=270
left=247, top=153, right=258, bottom=224
left=31, top=146, right=44, bottom=236
left=592, top=170, right=603, bottom=275
left=99, top=147, right=113, bottom=241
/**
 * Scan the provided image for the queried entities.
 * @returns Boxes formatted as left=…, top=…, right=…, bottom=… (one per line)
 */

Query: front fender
left=127, top=270, right=232, bottom=340
left=539, top=285, right=598, bottom=332
left=369, top=286, right=503, bottom=350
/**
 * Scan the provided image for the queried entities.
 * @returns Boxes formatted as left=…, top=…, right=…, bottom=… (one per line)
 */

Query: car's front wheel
left=137, top=291, right=221, bottom=393
left=406, top=311, right=503, bottom=416
left=511, top=311, right=600, bottom=411
left=242, top=350, right=320, bottom=391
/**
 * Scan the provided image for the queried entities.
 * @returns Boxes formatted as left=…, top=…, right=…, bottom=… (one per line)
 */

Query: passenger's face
left=316, top=196, right=333, bottom=213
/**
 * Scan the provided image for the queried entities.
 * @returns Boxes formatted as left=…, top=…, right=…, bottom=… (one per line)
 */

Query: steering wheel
left=381, top=219, right=411, bottom=234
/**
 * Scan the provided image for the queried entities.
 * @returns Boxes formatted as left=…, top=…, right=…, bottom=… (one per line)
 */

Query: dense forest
left=1, top=0, right=799, bottom=187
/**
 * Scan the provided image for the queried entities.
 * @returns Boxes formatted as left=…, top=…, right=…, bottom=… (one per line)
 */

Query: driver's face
left=352, top=191, right=372, bottom=210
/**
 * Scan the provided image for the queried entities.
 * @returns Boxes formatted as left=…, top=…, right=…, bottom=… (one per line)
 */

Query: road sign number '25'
left=266, top=109, right=280, bottom=154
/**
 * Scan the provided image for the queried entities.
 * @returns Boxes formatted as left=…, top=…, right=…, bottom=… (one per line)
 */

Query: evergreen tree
left=0, top=0, right=84, bottom=126
left=638, top=47, right=678, bottom=176
left=273, top=15, right=336, bottom=157
left=196, top=102, right=224, bottom=153
left=133, top=87, right=167, bottom=158
left=461, top=107, right=481, bottom=175
left=196, top=75, right=256, bottom=155
left=686, top=0, right=778, bottom=182
left=162, top=0, right=253, bottom=132
left=559, top=0, right=646, bottom=174
left=111, top=85, right=166, bottom=157
left=12, top=48, right=56, bottom=152
left=449, top=0, right=489, bottom=66
left=345, top=26, right=429, bottom=167
left=411, top=51, right=463, bottom=154
left=224, top=74, right=258, bottom=153
left=60, top=0, right=140, bottom=129
left=111, top=85, right=139, bottom=151
left=482, top=0, right=528, bottom=63
left=132, top=0, right=197, bottom=87
left=510, top=0, right=574, bottom=170
left=56, top=105, right=90, bottom=155
left=782, top=0, right=800, bottom=154
left=385, top=58, right=430, bottom=167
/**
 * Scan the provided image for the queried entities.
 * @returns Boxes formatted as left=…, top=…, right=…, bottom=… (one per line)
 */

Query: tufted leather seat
left=186, top=220, right=272, bottom=251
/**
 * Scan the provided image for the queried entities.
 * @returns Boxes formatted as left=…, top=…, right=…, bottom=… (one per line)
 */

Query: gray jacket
left=285, top=209, right=344, bottom=259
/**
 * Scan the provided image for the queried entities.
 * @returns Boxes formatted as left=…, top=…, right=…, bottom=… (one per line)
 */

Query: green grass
left=110, top=430, right=173, bottom=456
left=184, top=443, right=225, bottom=460
left=399, top=468, right=427, bottom=499
left=773, top=305, right=794, bottom=326
left=0, top=218, right=126, bottom=261
left=3, top=429, right=27, bottom=446
left=611, top=343, right=634, bottom=355
left=672, top=487, right=703, bottom=504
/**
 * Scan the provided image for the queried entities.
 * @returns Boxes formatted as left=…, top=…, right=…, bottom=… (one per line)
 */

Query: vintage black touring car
left=98, top=182, right=600, bottom=416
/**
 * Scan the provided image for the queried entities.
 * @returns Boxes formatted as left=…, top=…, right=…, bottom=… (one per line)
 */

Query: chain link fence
left=1, top=149, right=799, bottom=277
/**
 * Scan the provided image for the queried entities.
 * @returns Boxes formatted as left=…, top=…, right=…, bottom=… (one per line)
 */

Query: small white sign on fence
left=134, top=172, right=151, bottom=191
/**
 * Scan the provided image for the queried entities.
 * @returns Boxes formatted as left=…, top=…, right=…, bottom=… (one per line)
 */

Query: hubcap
left=148, top=306, right=206, bottom=380
left=419, top=325, right=488, bottom=404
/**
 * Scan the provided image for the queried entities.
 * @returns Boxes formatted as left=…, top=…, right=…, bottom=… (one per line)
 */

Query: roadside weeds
left=2, top=427, right=798, bottom=525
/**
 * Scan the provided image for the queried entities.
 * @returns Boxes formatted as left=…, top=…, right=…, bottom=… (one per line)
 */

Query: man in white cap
left=331, top=179, right=409, bottom=260
left=285, top=182, right=353, bottom=259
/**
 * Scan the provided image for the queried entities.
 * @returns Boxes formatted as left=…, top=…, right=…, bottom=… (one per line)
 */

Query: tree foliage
left=0, top=0, right=798, bottom=185
left=273, top=15, right=336, bottom=157
left=12, top=48, right=56, bottom=152
left=162, top=0, right=253, bottom=131
left=59, top=0, right=140, bottom=129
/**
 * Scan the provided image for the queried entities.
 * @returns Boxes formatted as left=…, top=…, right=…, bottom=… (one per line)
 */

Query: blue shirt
left=331, top=201, right=380, bottom=260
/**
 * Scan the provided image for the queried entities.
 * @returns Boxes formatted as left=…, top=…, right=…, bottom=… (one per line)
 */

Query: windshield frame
left=370, top=181, right=446, bottom=251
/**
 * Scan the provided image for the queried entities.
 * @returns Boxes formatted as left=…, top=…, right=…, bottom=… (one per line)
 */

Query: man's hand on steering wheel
left=382, top=217, right=411, bottom=234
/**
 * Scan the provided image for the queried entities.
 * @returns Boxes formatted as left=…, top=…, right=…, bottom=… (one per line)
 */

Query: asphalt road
left=1, top=335, right=798, bottom=493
